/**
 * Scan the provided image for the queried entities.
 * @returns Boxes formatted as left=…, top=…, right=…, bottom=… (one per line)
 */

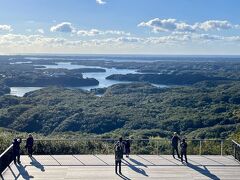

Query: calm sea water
left=10, top=54, right=238, bottom=97
left=10, top=62, right=165, bottom=97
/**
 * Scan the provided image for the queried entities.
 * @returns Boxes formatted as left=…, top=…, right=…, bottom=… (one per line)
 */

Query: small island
left=2, top=67, right=100, bottom=87
left=106, top=73, right=229, bottom=85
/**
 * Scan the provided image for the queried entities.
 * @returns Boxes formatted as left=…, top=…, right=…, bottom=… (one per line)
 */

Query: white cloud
left=145, top=35, right=191, bottom=44
left=105, top=30, right=131, bottom=36
left=196, top=34, right=223, bottom=41
left=138, top=18, right=178, bottom=32
left=142, top=33, right=240, bottom=45
left=0, top=34, right=67, bottom=47
left=36, top=29, right=44, bottom=34
left=50, top=22, right=130, bottom=37
left=138, top=18, right=238, bottom=33
left=77, top=29, right=130, bottom=36
left=196, top=20, right=233, bottom=31
left=116, top=37, right=143, bottom=43
left=50, top=22, right=75, bottom=33
left=77, top=29, right=101, bottom=36
left=138, top=18, right=197, bottom=32
left=0, top=25, right=13, bottom=32
left=96, top=0, right=106, bottom=5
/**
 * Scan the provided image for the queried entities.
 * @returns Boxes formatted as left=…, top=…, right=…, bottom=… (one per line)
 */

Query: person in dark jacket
left=12, top=137, right=22, bottom=164
left=171, top=132, right=181, bottom=159
left=180, top=139, right=188, bottom=163
left=125, top=139, right=131, bottom=158
left=25, top=134, right=34, bottom=157
left=114, top=137, right=124, bottom=174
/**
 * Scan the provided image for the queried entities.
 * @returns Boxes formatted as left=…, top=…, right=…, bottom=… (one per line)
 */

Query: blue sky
left=0, top=0, right=240, bottom=54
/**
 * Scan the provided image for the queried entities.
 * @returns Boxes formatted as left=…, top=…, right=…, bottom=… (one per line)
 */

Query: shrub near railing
left=20, top=139, right=114, bottom=155
left=0, top=135, right=14, bottom=155
left=17, top=139, right=232, bottom=156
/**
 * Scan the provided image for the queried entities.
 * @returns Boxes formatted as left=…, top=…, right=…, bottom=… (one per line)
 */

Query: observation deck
left=1, top=139, right=240, bottom=179
left=2, top=155, right=240, bottom=179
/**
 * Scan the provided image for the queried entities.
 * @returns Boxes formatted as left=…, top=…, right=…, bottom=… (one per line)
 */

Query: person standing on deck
left=12, top=137, right=22, bottom=164
left=25, top=134, right=34, bottom=157
left=125, top=139, right=131, bottom=158
left=180, top=139, right=188, bottom=163
left=171, top=132, right=181, bottom=159
left=114, top=137, right=124, bottom=174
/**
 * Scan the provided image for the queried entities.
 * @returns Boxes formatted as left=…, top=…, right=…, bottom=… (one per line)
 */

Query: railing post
left=199, top=140, right=202, bottom=155
left=156, top=140, right=159, bottom=155
left=234, top=143, right=236, bottom=159
left=220, top=140, right=223, bottom=156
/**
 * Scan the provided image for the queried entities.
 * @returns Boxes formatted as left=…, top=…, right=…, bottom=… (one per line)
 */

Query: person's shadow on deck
left=30, top=156, right=45, bottom=172
left=187, top=162, right=220, bottom=180
left=15, top=164, right=34, bottom=180
left=123, top=158, right=148, bottom=177
left=129, top=158, right=147, bottom=167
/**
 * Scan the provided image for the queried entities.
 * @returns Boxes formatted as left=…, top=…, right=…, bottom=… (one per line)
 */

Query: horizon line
left=1, top=53, right=240, bottom=57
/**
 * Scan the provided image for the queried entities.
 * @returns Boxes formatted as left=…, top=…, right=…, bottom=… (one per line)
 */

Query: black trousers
left=181, top=151, right=187, bottom=162
left=172, top=146, right=180, bottom=158
left=125, top=148, right=130, bottom=155
left=115, top=160, right=121, bottom=173
left=13, top=151, right=20, bottom=163
left=27, top=146, right=33, bottom=156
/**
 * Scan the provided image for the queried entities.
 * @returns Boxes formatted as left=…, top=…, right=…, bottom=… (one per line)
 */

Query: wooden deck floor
left=1, top=155, right=240, bottom=180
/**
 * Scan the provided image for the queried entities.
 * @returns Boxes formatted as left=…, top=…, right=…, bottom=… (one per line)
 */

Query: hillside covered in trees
left=0, top=82, right=239, bottom=139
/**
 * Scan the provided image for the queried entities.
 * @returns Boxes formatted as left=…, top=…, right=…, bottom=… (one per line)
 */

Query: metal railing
left=0, top=138, right=235, bottom=174
left=0, top=144, right=13, bottom=174
left=232, top=140, right=240, bottom=162
left=6, top=138, right=231, bottom=155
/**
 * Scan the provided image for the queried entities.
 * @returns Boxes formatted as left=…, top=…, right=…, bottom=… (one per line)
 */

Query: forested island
left=0, top=60, right=104, bottom=87
left=106, top=73, right=231, bottom=85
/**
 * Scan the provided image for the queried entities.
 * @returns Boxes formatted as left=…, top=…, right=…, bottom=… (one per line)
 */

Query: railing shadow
left=187, top=162, right=220, bottom=180
left=15, top=164, right=34, bottom=180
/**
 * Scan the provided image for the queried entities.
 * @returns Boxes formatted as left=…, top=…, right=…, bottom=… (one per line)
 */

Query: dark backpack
left=115, top=143, right=123, bottom=159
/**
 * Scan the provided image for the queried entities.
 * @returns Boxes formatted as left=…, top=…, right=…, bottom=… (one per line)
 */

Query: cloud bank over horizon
left=0, top=18, right=240, bottom=53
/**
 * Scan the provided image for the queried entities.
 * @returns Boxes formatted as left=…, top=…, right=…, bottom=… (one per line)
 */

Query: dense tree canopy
left=0, top=82, right=239, bottom=139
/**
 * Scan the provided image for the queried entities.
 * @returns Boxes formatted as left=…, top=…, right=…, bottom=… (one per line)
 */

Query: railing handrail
left=232, top=140, right=240, bottom=147
left=19, top=138, right=227, bottom=142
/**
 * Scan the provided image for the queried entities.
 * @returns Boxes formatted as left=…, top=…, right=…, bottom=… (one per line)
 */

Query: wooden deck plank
left=1, top=155, right=239, bottom=180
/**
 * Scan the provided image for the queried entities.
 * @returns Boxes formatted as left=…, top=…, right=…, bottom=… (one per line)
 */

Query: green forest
left=0, top=82, right=239, bottom=138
